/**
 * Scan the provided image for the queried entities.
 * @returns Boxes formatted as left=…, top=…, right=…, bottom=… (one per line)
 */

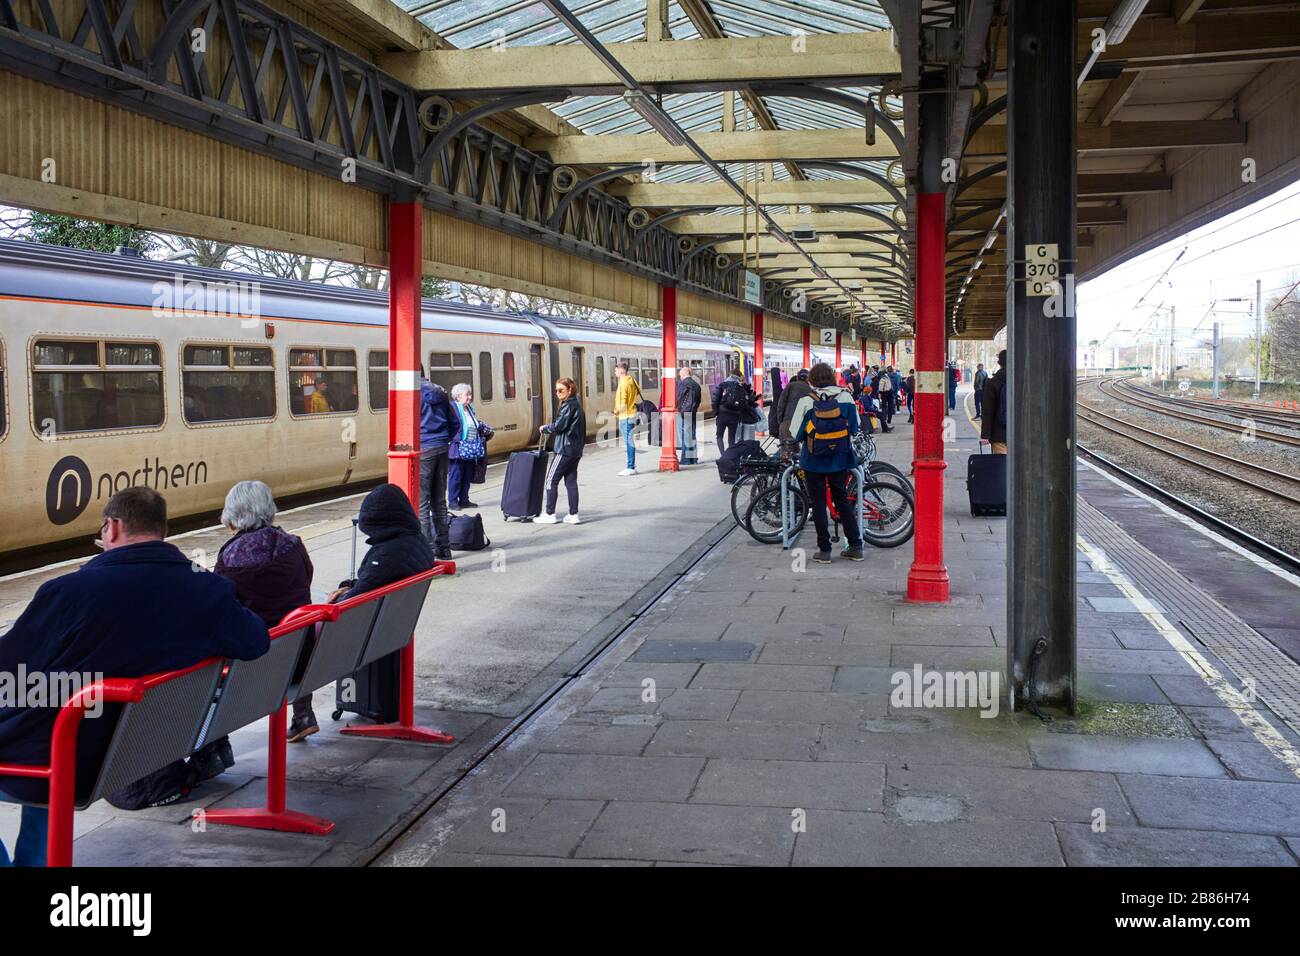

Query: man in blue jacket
left=418, top=366, right=455, bottom=560
left=0, top=487, right=269, bottom=866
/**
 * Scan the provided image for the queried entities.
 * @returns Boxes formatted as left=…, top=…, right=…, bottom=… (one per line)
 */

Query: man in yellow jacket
left=614, top=362, right=641, bottom=476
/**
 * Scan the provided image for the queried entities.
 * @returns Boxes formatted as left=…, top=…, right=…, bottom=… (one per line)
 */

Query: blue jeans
left=620, top=418, right=637, bottom=470
left=677, top=412, right=698, bottom=464
left=0, top=801, right=48, bottom=867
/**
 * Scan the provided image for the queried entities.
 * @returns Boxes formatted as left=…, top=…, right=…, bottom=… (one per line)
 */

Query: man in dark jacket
left=418, top=367, right=455, bottom=560
left=0, top=487, right=269, bottom=866
left=973, top=363, right=988, bottom=419
left=675, top=367, right=702, bottom=466
left=981, top=349, right=1008, bottom=454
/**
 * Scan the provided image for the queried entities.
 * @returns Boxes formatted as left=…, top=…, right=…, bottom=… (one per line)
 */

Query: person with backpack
left=981, top=349, right=1008, bottom=454
left=711, top=370, right=746, bottom=454
left=535, top=377, right=587, bottom=524
left=876, top=365, right=895, bottom=427
left=614, top=362, right=641, bottom=476
left=790, top=363, right=865, bottom=564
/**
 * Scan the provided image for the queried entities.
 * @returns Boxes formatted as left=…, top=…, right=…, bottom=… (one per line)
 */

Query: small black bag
left=106, top=759, right=198, bottom=810
left=471, top=456, right=488, bottom=484
left=449, top=512, right=490, bottom=551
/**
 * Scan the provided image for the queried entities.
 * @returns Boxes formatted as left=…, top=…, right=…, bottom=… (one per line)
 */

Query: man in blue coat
left=0, top=487, right=269, bottom=866
left=418, top=366, right=455, bottom=560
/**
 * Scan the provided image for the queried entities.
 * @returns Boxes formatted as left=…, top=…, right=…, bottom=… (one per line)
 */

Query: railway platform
left=6, top=399, right=1298, bottom=867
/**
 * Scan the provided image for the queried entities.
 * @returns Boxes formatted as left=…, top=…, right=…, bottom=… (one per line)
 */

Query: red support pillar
left=801, top=324, right=812, bottom=368
left=891, top=341, right=898, bottom=366
left=861, top=338, right=867, bottom=370
left=834, top=332, right=843, bottom=371
left=345, top=200, right=455, bottom=743
left=906, top=190, right=950, bottom=603
left=880, top=339, right=887, bottom=365
left=753, top=309, right=765, bottom=433
left=659, top=285, right=680, bottom=472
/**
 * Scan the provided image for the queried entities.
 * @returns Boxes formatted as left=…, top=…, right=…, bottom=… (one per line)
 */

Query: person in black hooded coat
left=288, top=483, right=434, bottom=741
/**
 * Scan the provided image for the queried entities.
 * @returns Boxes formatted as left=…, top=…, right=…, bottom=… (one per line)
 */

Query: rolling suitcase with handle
left=967, top=444, right=1007, bottom=517
left=501, top=435, right=550, bottom=521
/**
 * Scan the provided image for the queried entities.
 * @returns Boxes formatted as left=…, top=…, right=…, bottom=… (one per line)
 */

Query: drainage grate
left=1077, top=497, right=1300, bottom=738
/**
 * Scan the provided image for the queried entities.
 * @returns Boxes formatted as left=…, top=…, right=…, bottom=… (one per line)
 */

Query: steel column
left=906, top=80, right=951, bottom=603
left=835, top=333, right=843, bottom=370
left=802, top=325, right=812, bottom=368
left=659, top=285, right=680, bottom=472
left=1007, top=0, right=1078, bottom=714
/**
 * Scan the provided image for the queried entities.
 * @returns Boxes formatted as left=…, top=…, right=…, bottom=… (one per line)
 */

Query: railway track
left=1075, top=403, right=1300, bottom=507
left=1099, top=377, right=1300, bottom=448
left=1077, top=444, right=1300, bottom=575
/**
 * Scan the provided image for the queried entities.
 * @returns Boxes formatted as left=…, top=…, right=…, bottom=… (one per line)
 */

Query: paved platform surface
left=5, top=389, right=1299, bottom=866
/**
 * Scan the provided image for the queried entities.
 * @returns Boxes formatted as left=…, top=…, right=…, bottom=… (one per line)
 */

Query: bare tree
left=1268, top=282, right=1300, bottom=381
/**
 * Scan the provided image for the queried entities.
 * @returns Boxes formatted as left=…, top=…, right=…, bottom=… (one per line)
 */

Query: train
left=0, top=239, right=826, bottom=559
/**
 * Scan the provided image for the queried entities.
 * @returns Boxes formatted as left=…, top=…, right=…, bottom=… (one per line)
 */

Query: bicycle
left=745, top=465, right=914, bottom=549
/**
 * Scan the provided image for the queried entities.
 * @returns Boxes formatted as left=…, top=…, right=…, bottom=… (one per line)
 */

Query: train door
left=571, top=346, right=586, bottom=410
left=529, top=343, right=544, bottom=444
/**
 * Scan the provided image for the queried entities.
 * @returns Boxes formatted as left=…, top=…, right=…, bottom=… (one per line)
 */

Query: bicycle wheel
left=857, top=478, right=914, bottom=548
left=730, top=471, right=775, bottom=529
left=867, top=459, right=911, bottom=489
left=745, top=484, right=809, bottom=545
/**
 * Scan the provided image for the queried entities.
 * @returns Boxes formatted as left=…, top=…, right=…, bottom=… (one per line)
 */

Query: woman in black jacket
left=289, top=483, right=433, bottom=740
left=535, top=377, right=587, bottom=525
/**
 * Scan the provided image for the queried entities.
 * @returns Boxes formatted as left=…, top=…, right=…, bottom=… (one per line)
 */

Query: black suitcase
left=501, top=436, right=550, bottom=520
left=332, top=519, right=399, bottom=723
left=449, top=512, right=490, bottom=551
left=967, top=446, right=1007, bottom=516
left=716, top=438, right=764, bottom=484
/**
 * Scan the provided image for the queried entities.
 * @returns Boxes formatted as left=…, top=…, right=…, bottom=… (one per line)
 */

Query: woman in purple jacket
left=194, top=480, right=314, bottom=770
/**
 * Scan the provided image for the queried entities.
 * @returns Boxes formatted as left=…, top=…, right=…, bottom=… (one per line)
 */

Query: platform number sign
left=819, top=327, right=836, bottom=347
left=1025, top=244, right=1060, bottom=297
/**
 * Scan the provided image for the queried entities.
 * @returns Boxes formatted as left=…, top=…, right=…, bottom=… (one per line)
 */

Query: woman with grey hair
left=448, top=382, right=493, bottom=510
left=201, top=480, right=316, bottom=761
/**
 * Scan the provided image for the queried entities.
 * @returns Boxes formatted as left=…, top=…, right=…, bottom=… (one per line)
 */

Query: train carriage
left=0, top=240, right=776, bottom=559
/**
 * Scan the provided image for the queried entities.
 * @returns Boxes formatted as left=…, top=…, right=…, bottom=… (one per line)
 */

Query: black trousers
left=418, top=449, right=451, bottom=552
left=805, top=470, right=863, bottom=552
left=716, top=416, right=738, bottom=452
left=545, top=454, right=581, bottom=515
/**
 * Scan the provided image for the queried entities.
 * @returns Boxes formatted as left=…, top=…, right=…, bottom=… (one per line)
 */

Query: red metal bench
left=0, top=563, right=453, bottom=866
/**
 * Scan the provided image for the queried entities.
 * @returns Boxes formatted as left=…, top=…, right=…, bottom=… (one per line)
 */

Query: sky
left=1076, top=177, right=1300, bottom=351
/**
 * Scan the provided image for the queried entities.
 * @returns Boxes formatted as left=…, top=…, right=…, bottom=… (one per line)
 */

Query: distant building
left=1077, top=344, right=1120, bottom=369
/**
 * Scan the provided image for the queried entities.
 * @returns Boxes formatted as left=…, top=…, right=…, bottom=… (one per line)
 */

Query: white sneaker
left=534, top=513, right=559, bottom=524
left=563, top=514, right=581, bottom=525
left=617, top=468, right=637, bottom=476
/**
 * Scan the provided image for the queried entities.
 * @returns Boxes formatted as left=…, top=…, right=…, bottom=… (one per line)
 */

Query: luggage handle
left=537, top=433, right=551, bottom=453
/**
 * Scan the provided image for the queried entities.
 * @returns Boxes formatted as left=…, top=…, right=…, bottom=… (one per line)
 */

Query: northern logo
left=46, top=455, right=92, bottom=525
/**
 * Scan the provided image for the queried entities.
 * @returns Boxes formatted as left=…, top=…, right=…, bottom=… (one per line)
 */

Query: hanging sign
left=819, top=327, right=836, bottom=347
left=743, top=270, right=762, bottom=306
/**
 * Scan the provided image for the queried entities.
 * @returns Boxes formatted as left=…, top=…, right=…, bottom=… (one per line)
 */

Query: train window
left=643, top=358, right=660, bottom=390
left=182, top=344, right=275, bottom=424
left=503, top=352, right=517, bottom=400
left=608, top=355, right=617, bottom=391
left=478, top=352, right=493, bottom=402
left=32, top=338, right=164, bottom=434
left=288, top=347, right=358, bottom=415
left=595, top=356, right=605, bottom=394
left=368, top=350, right=389, bottom=411
left=427, top=350, right=472, bottom=394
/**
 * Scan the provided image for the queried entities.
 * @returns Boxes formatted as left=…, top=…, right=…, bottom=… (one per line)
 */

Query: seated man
left=0, top=487, right=270, bottom=866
